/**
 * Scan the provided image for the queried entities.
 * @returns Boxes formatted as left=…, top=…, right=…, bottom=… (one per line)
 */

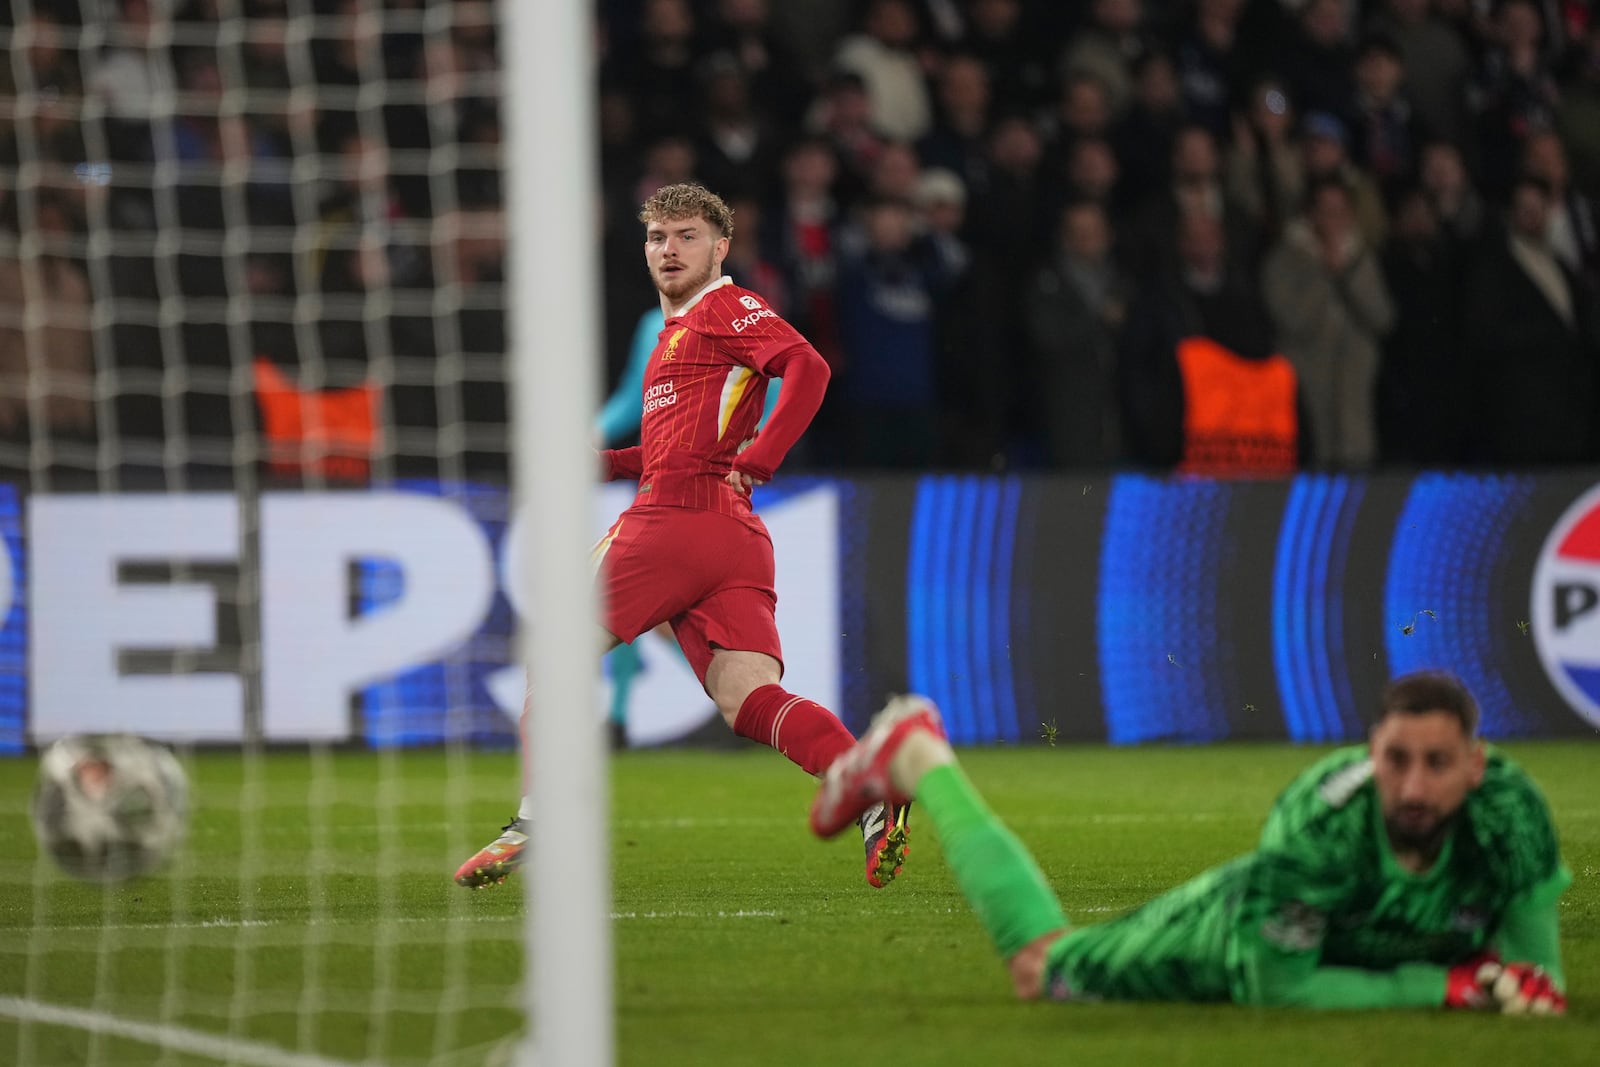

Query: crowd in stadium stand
left=2, top=0, right=1599, bottom=481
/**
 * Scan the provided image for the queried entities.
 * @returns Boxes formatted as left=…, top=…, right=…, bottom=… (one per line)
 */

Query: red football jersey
left=635, top=276, right=808, bottom=522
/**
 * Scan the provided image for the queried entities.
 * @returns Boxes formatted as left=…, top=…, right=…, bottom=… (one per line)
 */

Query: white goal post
left=0, top=0, right=613, bottom=1062
left=501, top=0, right=613, bottom=1065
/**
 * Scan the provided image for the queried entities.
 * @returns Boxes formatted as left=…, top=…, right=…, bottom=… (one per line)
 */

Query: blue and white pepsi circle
left=1531, top=482, right=1600, bottom=729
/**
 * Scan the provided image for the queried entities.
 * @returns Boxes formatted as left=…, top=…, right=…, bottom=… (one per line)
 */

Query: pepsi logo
left=1531, top=483, right=1600, bottom=728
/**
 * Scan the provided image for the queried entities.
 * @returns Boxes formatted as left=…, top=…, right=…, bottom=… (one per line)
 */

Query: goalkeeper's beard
left=1384, top=804, right=1460, bottom=860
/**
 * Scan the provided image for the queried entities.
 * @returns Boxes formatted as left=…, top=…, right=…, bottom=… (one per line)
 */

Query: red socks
left=733, top=684, right=856, bottom=776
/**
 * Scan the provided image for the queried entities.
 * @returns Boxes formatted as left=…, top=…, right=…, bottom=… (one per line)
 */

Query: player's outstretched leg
left=721, top=661, right=910, bottom=888
left=812, top=696, right=1071, bottom=998
left=454, top=816, right=529, bottom=888
left=811, top=695, right=941, bottom=836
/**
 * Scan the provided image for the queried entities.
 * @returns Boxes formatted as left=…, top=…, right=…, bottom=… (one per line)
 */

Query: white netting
left=2, top=2, right=527, bottom=1064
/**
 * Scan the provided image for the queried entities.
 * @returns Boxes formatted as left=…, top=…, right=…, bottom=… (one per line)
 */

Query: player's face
left=645, top=217, right=728, bottom=303
left=1369, top=711, right=1485, bottom=856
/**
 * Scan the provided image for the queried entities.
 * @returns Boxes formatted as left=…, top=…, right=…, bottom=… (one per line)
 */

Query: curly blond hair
left=638, top=183, right=735, bottom=239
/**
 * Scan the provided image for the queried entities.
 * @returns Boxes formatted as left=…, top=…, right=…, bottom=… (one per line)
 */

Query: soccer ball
left=31, top=734, right=189, bottom=883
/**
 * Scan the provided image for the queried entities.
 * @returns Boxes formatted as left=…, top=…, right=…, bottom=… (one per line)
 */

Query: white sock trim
left=769, top=695, right=805, bottom=749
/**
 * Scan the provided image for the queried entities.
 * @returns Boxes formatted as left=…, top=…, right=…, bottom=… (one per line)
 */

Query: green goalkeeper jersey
left=1043, top=746, right=1571, bottom=1007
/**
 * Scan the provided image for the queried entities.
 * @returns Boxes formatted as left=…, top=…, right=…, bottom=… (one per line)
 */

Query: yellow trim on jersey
left=590, top=521, right=622, bottom=574
left=717, top=366, right=755, bottom=440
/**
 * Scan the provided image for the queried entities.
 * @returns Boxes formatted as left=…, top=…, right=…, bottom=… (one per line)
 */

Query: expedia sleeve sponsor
left=730, top=307, right=777, bottom=333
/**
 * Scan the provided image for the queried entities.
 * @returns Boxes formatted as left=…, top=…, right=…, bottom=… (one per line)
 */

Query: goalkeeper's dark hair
left=638, top=183, right=735, bottom=239
left=1375, top=670, right=1480, bottom=737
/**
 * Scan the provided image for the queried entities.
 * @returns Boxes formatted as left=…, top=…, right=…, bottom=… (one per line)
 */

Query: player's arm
left=1475, top=756, right=1574, bottom=999
left=1228, top=852, right=1449, bottom=1010
left=1232, top=925, right=1451, bottom=1009
left=1490, top=869, right=1571, bottom=990
left=730, top=341, right=828, bottom=484
left=599, top=446, right=643, bottom=482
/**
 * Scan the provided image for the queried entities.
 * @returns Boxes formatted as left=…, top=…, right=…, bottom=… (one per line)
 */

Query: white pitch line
left=0, top=996, right=359, bottom=1067
left=166, top=811, right=1254, bottom=838
left=19, top=906, right=1149, bottom=937
left=30, top=910, right=783, bottom=934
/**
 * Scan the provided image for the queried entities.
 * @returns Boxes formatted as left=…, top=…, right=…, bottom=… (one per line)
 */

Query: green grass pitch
left=1, top=742, right=1596, bottom=1066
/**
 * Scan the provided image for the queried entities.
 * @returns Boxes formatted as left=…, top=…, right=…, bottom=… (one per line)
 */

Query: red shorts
left=594, top=504, right=783, bottom=685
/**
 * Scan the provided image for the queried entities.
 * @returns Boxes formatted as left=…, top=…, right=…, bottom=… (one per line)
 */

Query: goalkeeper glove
left=1446, top=954, right=1566, bottom=1015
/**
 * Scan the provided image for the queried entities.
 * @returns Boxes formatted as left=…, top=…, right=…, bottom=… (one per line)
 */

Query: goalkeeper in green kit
left=811, top=671, right=1570, bottom=1013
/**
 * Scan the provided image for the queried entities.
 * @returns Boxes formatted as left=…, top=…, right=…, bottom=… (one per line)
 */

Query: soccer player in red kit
left=456, top=183, right=910, bottom=890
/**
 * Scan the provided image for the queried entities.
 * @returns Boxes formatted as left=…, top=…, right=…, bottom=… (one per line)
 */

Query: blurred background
left=1, top=1, right=1598, bottom=752
left=1, top=0, right=1597, bottom=489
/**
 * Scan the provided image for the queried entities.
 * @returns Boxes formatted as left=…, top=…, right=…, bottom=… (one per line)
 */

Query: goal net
left=0, top=1, right=604, bottom=1063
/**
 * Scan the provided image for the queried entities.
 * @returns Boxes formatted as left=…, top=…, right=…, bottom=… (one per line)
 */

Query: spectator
left=14, top=10, right=87, bottom=169
left=1300, top=111, right=1388, bottom=248
left=1024, top=200, right=1129, bottom=466
left=911, top=168, right=994, bottom=466
left=703, top=0, right=812, bottom=129
left=1060, top=0, right=1148, bottom=117
left=89, top=0, right=169, bottom=162
left=1377, top=186, right=1470, bottom=465
left=1109, top=49, right=1185, bottom=210
left=1062, top=137, right=1122, bottom=218
left=309, top=0, right=365, bottom=88
left=23, top=0, right=1600, bottom=484
left=1366, top=0, right=1474, bottom=149
left=763, top=0, right=854, bottom=84
left=0, top=193, right=95, bottom=457
left=1227, top=77, right=1304, bottom=245
left=1126, top=124, right=1259, bottom=281
left=1463, top=177, right=1600, bottom=464
left=834, top=196, right=962, bottom=467
left=866, top=140, right=923, bottom=204
left=1041, top=71, right=1114, bottom=178
left=806, top=70, right=885, bottom=205
left=1120, top=212, right=1289, bottom=471
left=1521, top=130, right=1600, bottom=284
left=1171, top=0, right=1252, bottom=138
left=1281, top=0, right=1359, bottom=127
left=915, top=167, right=969, bottom=269
left=599, top=86, right=644, bottom=226
left=21, top=10, right=84, bottom=107
left=693, top=52, right=782, bottom=199
left=1349, top=33, right=1426, bottom=197
left=1474, top=0, right=1561, bottom=200
left=240, top=8, right=294, bottom=94
left=832, top=0, right=933, bottom=143
left=961, top=114, right=1049, bottom=464
left=917, top=54, right=993, bottom=202
left=446, top=204, right=509, bottom=477
left=316, top=119, right=422, bottom=290
left=1555, top=25, right=1600, bottom=200
left=1419, top=139, right=1486, bottom=247
left=767, top=137, right=845, bottom=367
left=723, top=195, right=788, bottom=312
left=606, top=0, right=702, bottom=134
left=629, top=134, right=699, bottom=213
left=962, top=0, right=1053, bottom=114
left=1262, top=177, right=1395, bottom=469
left=967, top=114, right=1049, bottom=272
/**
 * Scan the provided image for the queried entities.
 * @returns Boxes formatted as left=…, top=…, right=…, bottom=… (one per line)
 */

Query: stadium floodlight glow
left=500, top=1, right=613, bottom=1065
